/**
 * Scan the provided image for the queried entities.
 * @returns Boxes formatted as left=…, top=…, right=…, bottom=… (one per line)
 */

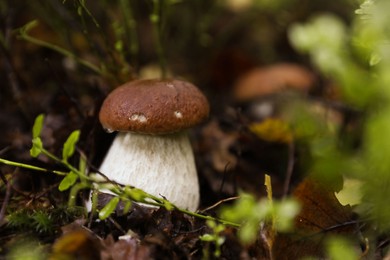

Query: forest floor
left=0, top=1, right=384, bottom=259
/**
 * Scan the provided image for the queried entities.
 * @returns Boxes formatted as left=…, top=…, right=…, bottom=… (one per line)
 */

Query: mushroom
left=95, top=79, right=209, bottom=211
left=233, top=63, right=315, bottom=101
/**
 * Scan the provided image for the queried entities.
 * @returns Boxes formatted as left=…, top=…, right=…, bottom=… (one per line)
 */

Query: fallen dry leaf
left=273, top=177, right=360, bottom=259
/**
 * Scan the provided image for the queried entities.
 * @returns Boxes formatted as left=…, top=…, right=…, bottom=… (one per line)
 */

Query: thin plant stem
left=17, top=21, right=106, bottom=76
left=0, top=158, right=67, bottom=176
left=178, top=207, right=240, bottom=228
left=120, top=0, right=139, bottom=60
left=283, top=141, right=295, bottom=198
left=150, top=0, right=167, bottom=78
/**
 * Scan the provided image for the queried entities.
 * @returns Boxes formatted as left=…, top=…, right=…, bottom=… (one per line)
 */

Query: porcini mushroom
left=233, top=63, right=315, bottom=101
left=96, top=79, right=209, bottom=211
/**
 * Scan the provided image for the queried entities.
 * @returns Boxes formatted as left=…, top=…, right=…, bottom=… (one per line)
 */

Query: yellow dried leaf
left=250, top=118, right=293, bottom=143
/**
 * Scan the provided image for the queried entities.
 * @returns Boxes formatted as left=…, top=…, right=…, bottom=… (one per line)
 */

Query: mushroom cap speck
left=99, top=79, right=210, bottom=134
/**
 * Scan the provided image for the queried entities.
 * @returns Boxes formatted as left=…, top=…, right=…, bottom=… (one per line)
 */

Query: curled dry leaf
left=273, top=177, right=360, bottom=259
left=50, top=223, right=101, bottom=260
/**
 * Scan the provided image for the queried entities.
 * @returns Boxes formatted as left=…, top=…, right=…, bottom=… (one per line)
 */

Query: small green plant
left=199, top=220, right=226, bottom=259
left=7, top=209, right=53, bottom=235
left=6, top=205, right=85, bottom=236
left=220, top=175, right=300, bottom=246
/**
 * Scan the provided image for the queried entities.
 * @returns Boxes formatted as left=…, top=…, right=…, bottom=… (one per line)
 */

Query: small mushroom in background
left=231, top=63, right=316, bottom=120
left=94, top=79, right=209, bottom=211
left=233, top=63, right=316, bottom=101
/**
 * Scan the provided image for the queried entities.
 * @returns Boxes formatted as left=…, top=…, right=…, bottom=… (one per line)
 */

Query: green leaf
left=99, top=197, right=120, bottom=220
left=62, top=130, right=80, bottom=162
left=59, top=171, right=79, bottom=191
left=124, top=187, right=147, bottom=202
left=32, top=114, right=45, bottom=139
left=163, top=199, right=175, bottom=211
left=199, top=234, right=214, bottom=242
left=30, top=137, right=43, bottom=158
left=19, top=20, right=39, bottom=35
left=122, top=200, right=132, bottom=215
left=326, top=236, right=359, bottom=260
left=238, top=221, right=259, bottom=245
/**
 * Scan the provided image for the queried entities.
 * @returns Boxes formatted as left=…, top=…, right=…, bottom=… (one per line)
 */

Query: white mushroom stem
left=95, top=131, right=199, bottom=211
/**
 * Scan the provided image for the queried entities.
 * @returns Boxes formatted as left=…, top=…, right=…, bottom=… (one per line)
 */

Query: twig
left=219, top=162, right=231, bottom=194
left=0, top=146, right=11, bottom=157
left=283, top=141, right=295, bottom=198
left=200, top=196, right=239, bottom=212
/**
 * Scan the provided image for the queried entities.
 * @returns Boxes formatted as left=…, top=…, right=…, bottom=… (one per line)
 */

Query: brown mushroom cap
left=99, top=79, right=210, bottom=134
left=233, top=63, right=315, bottom=101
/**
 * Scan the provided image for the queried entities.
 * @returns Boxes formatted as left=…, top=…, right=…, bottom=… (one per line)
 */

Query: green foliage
left=32, top=114, right=44, bottom=139
left=6, top=238, right=47, bottom=260
left=288, top=0, right=390, bottom=233
left=7, top=209, right=53, bottom=235
left=6, top=205, right=85, bottom=237
left=326, top=236, right=359, bottom=260
left=289, top=15, right=374, bottom=107
left=58, top=171, right=79, bottom=191
left=220, top=192, right=300, bottom=245
left=99, top=197, right=120, bottom=220
left=62, top=130, right=80, bottom=163
left=30, top=138, right=43, bottom=158
left=30, top=114, right=45, bottom=158
left=31, top=210, right=53, bottom=234
left=199, top=220, right=226, bottom=259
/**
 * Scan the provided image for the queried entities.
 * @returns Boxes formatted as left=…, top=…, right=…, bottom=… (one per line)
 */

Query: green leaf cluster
left=199, top=220, right=226, bottom=258
left=7, top=209, right=53, bottom=235
left=288, top=0, right=390, bottom=234
left=30, top=114, right=44, bottom=158
left=220, top=193, right=300, bottom=245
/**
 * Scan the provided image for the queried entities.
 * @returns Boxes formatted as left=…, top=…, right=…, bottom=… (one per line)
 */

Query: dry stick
left=0, top=146, right=11, bottom=157
left=108, top=216, right=126, bottom=235
left=218, top=162, right=231, bottom=195
left=200, top=196, right=239, bottom=213
left=283, top=141, right=295, bottom=198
